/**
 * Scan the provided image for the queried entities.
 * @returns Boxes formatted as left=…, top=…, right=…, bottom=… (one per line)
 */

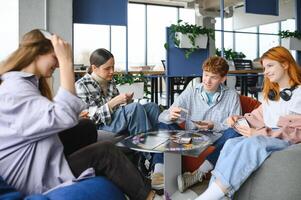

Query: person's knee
left=146, top=102, right=159, bottom=110
left=223, top=137, right=240, bottom=149
left=126, top=102, right=143, bottom=111
left=95, top=141, right=117, bottom=154
left=241, top=136, right=265, bottom=150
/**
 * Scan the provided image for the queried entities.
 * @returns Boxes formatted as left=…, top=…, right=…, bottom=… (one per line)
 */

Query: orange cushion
left=182, top=146, right=216, bottom=172
left=178, top=121, right=186, bottom=130
left=239, top=95, right=261, bottom=115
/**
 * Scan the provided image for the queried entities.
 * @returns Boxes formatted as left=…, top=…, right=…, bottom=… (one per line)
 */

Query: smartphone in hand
left=236, top=118, right=250, bottom=127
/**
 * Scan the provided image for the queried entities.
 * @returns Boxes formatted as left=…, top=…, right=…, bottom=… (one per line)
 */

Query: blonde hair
left=260, top=46, right=301, bottom=101
left=202, top=56, right=229, bottom=77
left=0, top=29, right=54, bottom=100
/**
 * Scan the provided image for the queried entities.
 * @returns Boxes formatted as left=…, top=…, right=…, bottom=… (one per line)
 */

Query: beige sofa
left=234, top=143, right=301, bottom=200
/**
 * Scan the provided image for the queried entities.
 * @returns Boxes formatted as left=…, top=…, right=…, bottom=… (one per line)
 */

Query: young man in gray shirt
left=151, top=56, right=242, bottom=192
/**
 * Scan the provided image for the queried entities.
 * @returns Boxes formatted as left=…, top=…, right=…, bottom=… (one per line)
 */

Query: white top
left=263, top=86, right=301, bottom=128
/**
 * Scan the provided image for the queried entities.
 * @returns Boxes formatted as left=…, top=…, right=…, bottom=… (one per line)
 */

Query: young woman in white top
left=195, top=46, right=301, bottom=200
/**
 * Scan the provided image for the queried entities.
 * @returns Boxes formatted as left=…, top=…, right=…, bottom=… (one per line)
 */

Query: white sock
left=197, top=160, right=213, bottom=174
left=153, top=163, right=164, bottom=175
left=195, top=181, right=225, bottom=200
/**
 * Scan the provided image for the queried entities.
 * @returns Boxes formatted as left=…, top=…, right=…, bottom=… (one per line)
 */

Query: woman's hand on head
left=51, top=34, right=75, bottom=94
left=50, top=34, right=72, bottom=68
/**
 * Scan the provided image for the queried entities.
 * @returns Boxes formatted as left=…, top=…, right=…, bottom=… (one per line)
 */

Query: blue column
left=296, top=0, right=301, bottom=65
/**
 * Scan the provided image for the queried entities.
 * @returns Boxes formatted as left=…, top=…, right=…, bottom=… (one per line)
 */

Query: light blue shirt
left=205, top=92, right=215, bottom=106
left=0, top=71, right=86, bottom=195
left=159, top=78, right=241, bottom=132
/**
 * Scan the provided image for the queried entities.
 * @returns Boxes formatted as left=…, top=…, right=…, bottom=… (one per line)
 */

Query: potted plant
left=215, top=48, right=246, bottom=60
left=165, top=20, right=215, bottom=59
left=216, top=48, right=246, bottom=70
left=113, top=73, right=150, bottom=99
left=279, top=30, right=301, bottom=51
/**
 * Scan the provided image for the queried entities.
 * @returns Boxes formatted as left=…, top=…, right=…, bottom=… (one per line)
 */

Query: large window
left=179, top=8, right=195, bottom=25
left=235, top=27, right=257, bottom=60
left=281, top=19, right=296, bottom=59
left=73, top=24, right=110, bottom=66
left=73, top=3, right=195, bottom=70
left=215, top=17, right=233, bottom=50
left=111, top=26, right=126, bottom=70
left=73, top=3, right=297, bottom=70
left=128, top=3, right=146, bottom=67
left=259, top=23, right=279, bottom=55
left=147, top=5, right=177, bottom=66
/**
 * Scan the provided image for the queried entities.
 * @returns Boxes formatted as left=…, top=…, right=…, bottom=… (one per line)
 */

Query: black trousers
left=59, top=119, right=151, bottom=200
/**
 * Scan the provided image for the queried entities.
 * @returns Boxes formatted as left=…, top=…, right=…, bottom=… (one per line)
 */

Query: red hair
left=260, top=46, right=301, bottom=101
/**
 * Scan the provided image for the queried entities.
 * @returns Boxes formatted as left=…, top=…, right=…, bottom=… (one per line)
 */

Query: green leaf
left=167, top=20, right=215, bottom=59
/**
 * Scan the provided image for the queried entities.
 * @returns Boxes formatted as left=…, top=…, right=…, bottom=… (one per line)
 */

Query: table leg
left=164, top=152, right=182, bottom=198
left=239, top=76, right=248, bottom=96
left=151, top=78, right=155, bottom=102
left=165, top=77, right=170, bottom=106
left=154, top=77, right=158, bottom=104
left=170, top=78, right=174, bottom=106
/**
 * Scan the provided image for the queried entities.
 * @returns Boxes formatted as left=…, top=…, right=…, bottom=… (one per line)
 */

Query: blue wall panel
left=73, top=0, right=127, bottom=25
left=245, top=0, right=279, bottom=16
left=166, top=28, right=209, bottom=77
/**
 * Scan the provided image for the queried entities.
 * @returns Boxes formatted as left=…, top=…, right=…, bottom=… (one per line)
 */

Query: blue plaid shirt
left=75, top=73, right=119, bottom=126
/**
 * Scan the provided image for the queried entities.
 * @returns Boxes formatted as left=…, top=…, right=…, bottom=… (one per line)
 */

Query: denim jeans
left=101, top=102, right=160, bottom=135
left=210, top=135, right=290, bottom=197
left=207, top=128, right=241, bottom=165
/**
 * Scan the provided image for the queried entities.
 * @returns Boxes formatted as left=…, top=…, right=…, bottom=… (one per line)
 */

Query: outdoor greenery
left=215, top=48, right=246, bottom=60
left=165, top=20, right=215, bottom=59
left=278, top=30, right=301, bottom=40
left=113, top=73, right=150, bottom=97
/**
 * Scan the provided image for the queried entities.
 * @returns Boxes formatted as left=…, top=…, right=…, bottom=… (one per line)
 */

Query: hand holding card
left=192, top=120, right=214, bottom=130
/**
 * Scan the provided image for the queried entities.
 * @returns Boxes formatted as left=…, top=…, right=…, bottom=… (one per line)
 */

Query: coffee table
left=122, top=129, right=221, bottom=197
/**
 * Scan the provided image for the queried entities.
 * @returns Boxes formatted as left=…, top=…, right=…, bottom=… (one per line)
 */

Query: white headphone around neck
left=200, top=84, right=224, bottom=104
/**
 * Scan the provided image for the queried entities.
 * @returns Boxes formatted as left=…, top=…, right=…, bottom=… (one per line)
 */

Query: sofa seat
left=234, top=143, right=301, bottom=200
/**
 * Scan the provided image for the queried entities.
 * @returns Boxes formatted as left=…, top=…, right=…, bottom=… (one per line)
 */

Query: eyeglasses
left=39, top=29, right=52, bottom=40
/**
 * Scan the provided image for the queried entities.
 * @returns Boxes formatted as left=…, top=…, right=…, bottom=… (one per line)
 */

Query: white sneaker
left=177, top=171, right=204, bottom=193
left=151, top=172, right=164, bottom=190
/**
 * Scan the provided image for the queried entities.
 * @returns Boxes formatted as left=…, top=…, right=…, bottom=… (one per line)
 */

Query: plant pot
left=175, top=32, right=208, bottom=49
left=116, top=82, right=144, bottom=99
left=281, top=37, right=301, bottom=51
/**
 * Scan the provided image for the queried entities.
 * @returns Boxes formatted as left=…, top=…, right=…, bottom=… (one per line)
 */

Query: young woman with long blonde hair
left=0, top=29, right=161, bottom=200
